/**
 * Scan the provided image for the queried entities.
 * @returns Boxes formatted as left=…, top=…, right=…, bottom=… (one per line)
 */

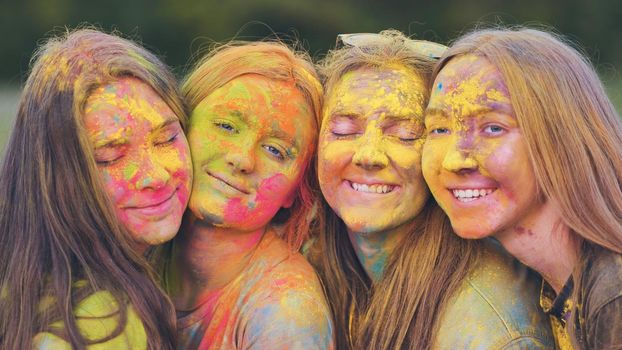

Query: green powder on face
left=123, top=163, right=139, bottom=180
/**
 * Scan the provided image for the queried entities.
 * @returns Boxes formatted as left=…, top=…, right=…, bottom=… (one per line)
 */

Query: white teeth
left=350, top=181, right=394, bottom=194
left=452, top=188, right=494, bottom=202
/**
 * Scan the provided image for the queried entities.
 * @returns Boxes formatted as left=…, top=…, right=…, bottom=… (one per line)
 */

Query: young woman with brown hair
left=307, top=30, right=554, bottom=349
left=0, top=28, right=192, bottom=349
left=163, top=41, right=334, bottom=349
left=423, top=27, right=622, bottom=349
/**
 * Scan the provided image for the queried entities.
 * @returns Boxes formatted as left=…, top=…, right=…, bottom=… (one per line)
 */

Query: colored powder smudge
left=123, top=163, right=139, bottom=180
left=223, top=174, right=288, bottom=224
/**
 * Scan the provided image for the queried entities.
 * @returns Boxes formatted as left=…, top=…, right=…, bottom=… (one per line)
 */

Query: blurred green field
left=1, top=79, right=622, bottom=157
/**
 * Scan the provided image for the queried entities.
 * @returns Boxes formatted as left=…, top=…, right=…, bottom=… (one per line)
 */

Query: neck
left=495, top=201, right=579, bottom=294
left=348, top=220, right=413, bottom=283
left=169, top=215, right=265, bottom=310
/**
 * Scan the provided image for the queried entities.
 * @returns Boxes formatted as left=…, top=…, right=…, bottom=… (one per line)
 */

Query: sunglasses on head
left=336, top=33, right=447, bottom=59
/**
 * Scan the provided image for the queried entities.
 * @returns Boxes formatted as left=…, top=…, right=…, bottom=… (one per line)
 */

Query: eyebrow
left=382, top=115, right=419, bottom=123
left=268, top=129, right=297, bottom=146
left=328, top=112, right=362, bottom=121
left=94, top=137, right=128, bottom=149
left=93, top=117, right=179, bottom=149
left=424, top=107, right=449, bottom=119
left=152, top=117, right=180, bottom=132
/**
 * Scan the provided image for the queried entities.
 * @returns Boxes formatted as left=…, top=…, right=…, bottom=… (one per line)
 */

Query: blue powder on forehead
left=437, top=82, right=443, bottom=90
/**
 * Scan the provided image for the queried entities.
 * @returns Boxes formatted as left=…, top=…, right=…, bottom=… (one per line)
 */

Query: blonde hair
left=307, top=30, right=479, bottom=349
left=436, top=26, right=622, bottom=343
left=182, top=41, right=323, bottom=250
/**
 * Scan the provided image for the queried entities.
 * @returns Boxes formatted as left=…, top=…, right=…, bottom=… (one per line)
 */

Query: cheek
left=99, top=166, right=134, bottom=204
left=318, top=141, right=350, bottom=179
left=421, top=141, right=444, bottom=179
left=387, top=142, right=422, bottom=174
left=223, top=173, right=296, bottom=224
left=479, top=138, right=525, bottom=182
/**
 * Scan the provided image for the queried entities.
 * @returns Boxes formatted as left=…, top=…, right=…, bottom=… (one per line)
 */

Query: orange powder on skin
left=186, top=74, right=314, bottom=231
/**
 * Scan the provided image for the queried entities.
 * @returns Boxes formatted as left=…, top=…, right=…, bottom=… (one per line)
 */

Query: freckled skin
left=83, top=77, right=192, bottom=250
left=187, top=74, right=315, bottom=232
left=422, top=54, right=541, bottom=239
left=319, top=66, right=429, bottom=235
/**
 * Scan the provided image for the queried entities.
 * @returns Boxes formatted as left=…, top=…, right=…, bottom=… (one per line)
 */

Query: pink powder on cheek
left=223, top=174, right=291, bottom=226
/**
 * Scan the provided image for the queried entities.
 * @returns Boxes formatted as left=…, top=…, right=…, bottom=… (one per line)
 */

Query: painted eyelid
left=95, top=153, right=124, bottom=166
left=153, top=130, right=180, bottom=145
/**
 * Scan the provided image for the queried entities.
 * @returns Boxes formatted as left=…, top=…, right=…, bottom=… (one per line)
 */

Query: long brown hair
left=307, top=30, right=479, bottom=349
left=0, top=28, right=182, bottom=349
left=181, top=41, right=323, bottom=251
left=436, top=27, right=622, bottom=343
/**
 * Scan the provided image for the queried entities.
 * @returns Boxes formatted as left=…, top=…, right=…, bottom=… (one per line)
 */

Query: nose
left=224, top=141, right=256, bottom=174
left=136, top=153, right=171, bottom=190
left=442, top=137, right=478, bottom=173
left=352, top=129, right=389, bottom=170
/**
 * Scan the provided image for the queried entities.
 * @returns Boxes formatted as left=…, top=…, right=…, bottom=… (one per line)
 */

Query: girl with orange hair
left=163, top=41, right=334, bottom=349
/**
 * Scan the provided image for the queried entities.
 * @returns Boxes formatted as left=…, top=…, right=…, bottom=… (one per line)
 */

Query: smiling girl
left=0, top=28, right=191, bottom=349
left=423, top=28, right=622, bottom=349
left=164, top=42, right=334, bottom=349
left=307, top=30, right=553, bottom=349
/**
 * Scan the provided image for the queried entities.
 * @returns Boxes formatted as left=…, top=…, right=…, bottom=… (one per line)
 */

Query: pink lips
left=124, top=188, right=178, bottom=218
left=207, top=172, right=250, bottom=194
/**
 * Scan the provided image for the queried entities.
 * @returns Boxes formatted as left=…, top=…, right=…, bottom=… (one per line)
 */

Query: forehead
left=430, top=54, right=511, bottom=116
left=326, top=65, right=426, bottom=118
left=192, top=74, right=315, bottom=142
left=84, top=76, right=174, bottom=129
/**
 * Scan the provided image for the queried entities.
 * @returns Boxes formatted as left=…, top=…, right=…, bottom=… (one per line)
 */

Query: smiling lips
left=125, top=188, right=178, bottom=217
left=348, top=180, right=396, bottom=194
left=207, top=172, right=250, bottom=194
left=451, top=188, right=496, bottom=202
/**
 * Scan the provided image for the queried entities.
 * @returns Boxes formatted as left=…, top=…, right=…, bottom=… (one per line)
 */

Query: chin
left=451, top=222, right=494, bottom=240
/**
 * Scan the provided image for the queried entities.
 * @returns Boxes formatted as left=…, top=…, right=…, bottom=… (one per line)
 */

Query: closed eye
left=154, top=132, right=179, bottom=146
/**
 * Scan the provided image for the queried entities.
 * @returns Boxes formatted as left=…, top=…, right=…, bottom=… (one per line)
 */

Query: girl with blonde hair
left=164, top=41, right=334, bottom=349
left=307, top=29, right=553, bottom=349
left=0, top=28, right=192, bottom=349
left=423, top=27, right=622, bottom=349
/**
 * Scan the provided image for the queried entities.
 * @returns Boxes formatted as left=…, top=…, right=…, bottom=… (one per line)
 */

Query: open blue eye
left=430, top=127, right=450, bottom=135
left=263, top=145, right=285, bottom=160
left=215, top=122, right=236, bottom=133
left=483, top=124, right=505, bottom=135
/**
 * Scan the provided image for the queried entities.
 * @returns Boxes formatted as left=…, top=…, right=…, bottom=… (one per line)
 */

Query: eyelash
left=155, top=132, right=179, bottom=147
left=215, top=121, right=237, bottom=133
left=263, top=145, right=285, bottom=161
left=96, top=156, right=123, bottom=167
left=483, top=124, right=505, bottom=135
left=429, top=127, right=450, bottom=136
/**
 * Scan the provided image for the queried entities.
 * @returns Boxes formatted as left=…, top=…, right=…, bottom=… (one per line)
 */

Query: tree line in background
left=3, top=0, right=621, bottom=86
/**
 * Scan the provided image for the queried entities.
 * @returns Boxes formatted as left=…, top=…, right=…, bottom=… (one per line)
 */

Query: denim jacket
left=433, top=239, right=555, bottom=350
